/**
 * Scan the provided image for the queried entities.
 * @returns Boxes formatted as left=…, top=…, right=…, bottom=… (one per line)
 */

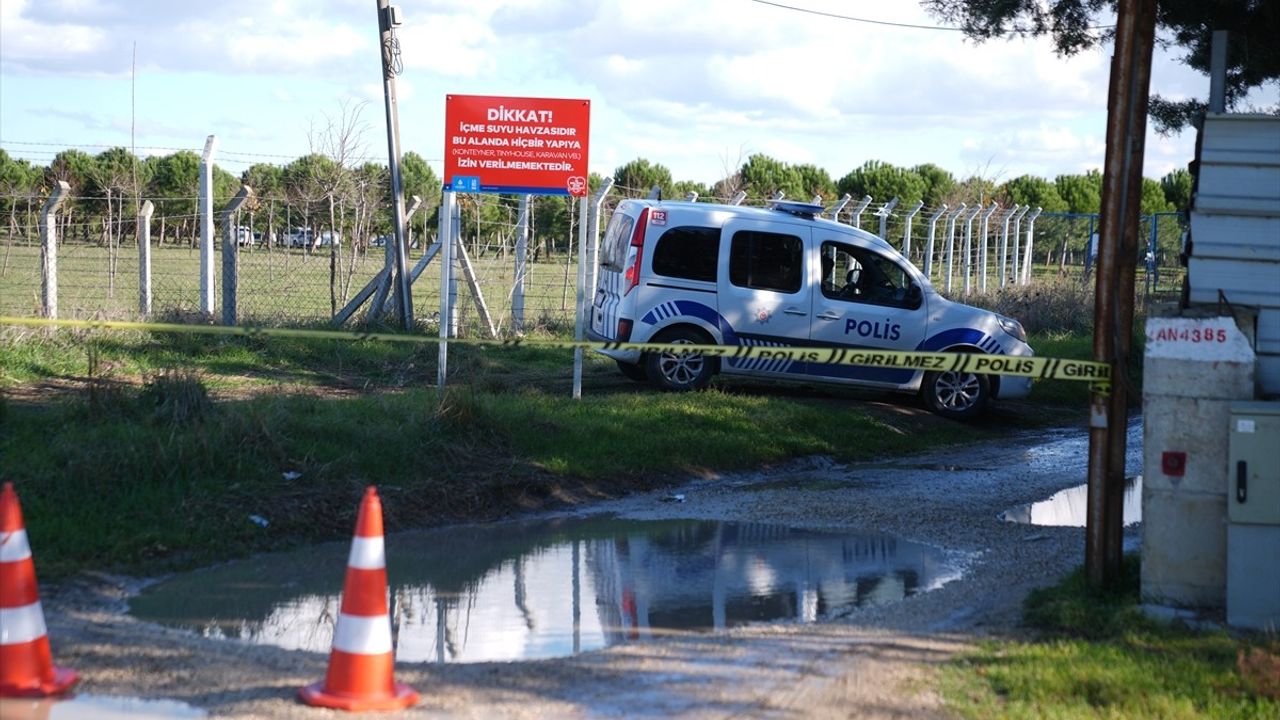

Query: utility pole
left=1086, top=0, right=1157, bottom=588
left=377, top=0, right=413, bottom=328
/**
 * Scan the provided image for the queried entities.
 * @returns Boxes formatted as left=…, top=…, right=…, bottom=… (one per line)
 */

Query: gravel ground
left=15, top=418, right=1142, bottom=719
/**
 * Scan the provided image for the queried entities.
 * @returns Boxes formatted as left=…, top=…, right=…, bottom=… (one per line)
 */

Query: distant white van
left=588, top=199, right=1034, bottom=420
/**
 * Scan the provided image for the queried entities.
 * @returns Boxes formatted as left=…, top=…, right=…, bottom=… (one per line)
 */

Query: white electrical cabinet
left=1227, top=402, right=1280, bottom=630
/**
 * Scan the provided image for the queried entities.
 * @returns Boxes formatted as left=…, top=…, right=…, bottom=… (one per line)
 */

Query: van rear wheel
left=616, top=360, right=648, bottom=382
left=921, top=369, right=990, bottom=421
left=646, top=328, right=715, bottom=391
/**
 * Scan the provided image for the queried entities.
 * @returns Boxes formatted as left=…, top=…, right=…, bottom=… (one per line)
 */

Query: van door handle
left=783, top=307, right=807, bottom=316
left=816, top=312, right=841, bottom=321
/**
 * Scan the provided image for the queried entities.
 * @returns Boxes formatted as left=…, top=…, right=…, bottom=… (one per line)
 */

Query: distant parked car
left=317, top=231, right=342, bottom=247
left=286, top=227, right=313, bottom=248
left=253, top=230, right=278, bottom=246
left=370, top=235, right=391, bottom=248
left=235, top=226, right=254, bottom=247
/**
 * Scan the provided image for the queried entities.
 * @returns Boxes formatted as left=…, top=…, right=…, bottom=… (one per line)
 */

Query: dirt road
left=21, top=420, right=1141, bottom=718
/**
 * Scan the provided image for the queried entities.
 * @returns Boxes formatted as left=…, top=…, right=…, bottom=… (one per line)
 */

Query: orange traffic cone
left=299, top=487, right=418, bottom=711
left=0, top=483, right=78, bottom=698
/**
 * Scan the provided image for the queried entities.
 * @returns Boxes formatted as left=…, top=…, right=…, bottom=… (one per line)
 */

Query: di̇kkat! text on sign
left=444, top=95, right=591, bottom=197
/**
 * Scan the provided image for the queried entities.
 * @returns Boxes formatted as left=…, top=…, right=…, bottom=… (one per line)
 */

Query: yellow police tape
left=0, top=316, right=1110, bottom=386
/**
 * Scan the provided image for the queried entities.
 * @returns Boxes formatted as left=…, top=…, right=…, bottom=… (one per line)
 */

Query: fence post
left=729, top=191, right=747, bottom=206
left=1021, top=207, right=1043, bottom=284
left=39, top=181, right=71, bottom=319
left=573, top=194, right=590, bottom=399
left=923, top=204, right=948, bottom=278
left=827, top=193, right=852, bottom=221
left=371, top=195, right=423, bottom=319
left=513, top=194, right=531, bottom=333
left=978, top=202, right=998, bottom=292
left=138, top=200, right=154, bottom=316
left=998, top=205, right=1017, bottom=288
left=685, top=192, right=699, bottom=202
left=850, top=195, right=872, bottom=229
left=901, top=200, right=924, bottom=261
left=220, top=185, right=254, bottom=326
left=586, top=178, right=615, bottom=312
left=944, top=204, right=965, bottom=293
left=437, top=191, right=456, bottom=389
left=199, top=135, right=218, bottom=316
left=877, top=197, right=899, bottom=241
left=1010, top=205, right=1030, bottom=284
left=449, top=196, right=461, bottom=337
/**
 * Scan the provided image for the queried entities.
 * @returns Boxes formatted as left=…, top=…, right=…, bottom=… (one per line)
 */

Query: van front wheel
left=646, top=328, right=715, bottom=391
left=921, top=369, right=990, bottom=421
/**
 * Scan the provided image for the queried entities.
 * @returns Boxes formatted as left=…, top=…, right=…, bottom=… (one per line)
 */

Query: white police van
left=587, top=199, right=1034, bottom=420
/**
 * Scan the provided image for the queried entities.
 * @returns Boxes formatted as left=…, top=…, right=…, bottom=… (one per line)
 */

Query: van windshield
left=599, top=211, right=636, bottom=271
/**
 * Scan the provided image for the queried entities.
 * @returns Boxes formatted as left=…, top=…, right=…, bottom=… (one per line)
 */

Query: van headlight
left=998, top=316, right=1027, bottom=343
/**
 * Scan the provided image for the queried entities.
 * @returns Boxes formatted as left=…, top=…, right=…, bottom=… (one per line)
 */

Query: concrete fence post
left=901, top=200, right=924, bottom=261
left=199, top=135, right=218, bottom=316
left=220, top=185, right=254, bottom=326
left=729, top=191, right=747, bottom=206
left=923, top=204, right=948, bottom=278
left=437, top=191, right=456, bottom=389
left=877, top=197, right=899, bottom=241
left=39, top=181, right=71, bottom=319
left=572, top=195, right=590, bottom=399
left=1021, top=207, right=1043, bottom=284
left=1010, top=205, right=1030, bottom=284
left=962, top=205, right=982, bottom=295
left=979, top=202, right=998, bottom=292
left=827, top=193, right=852, bottom=222
left=998, top=205, right=1018, bottom=288
left=850, top=195, right=872, bottom=229
left=138, top=200, right=155, bottom=316
left=513, top=194, right=531, bottom=333
left=944, top=204, right=965, bottom=293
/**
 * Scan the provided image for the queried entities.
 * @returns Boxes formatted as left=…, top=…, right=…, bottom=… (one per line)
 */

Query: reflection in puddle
left=131, top=518, right=969, bottom=663
left=1000, top=477, right=1143, bottom=527
left=0, top=695, right=206, bottom=719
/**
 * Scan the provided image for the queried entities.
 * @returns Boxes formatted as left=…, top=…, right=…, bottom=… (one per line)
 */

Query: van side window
left=729, top=231, right=802, bottom=293
left=652, top=226, right=721, bottom=282
left=820, top=241, right=922, bottom=310
left=599, top=212, right=636, bottom=271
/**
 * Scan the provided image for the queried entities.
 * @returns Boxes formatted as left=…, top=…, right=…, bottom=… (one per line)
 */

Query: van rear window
left=599, top=211, right=636, bottom=271
left=652, top=226, right=721, bottom=282
left=729, top=231, right=802, bottom=293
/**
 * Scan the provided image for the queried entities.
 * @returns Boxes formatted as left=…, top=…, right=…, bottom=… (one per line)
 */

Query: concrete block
left=1141, top=488, right=1226, bottom=609
left=1143, top=396, right=1235, bottom=494
left=1143, top=355, right=1254, bottom=400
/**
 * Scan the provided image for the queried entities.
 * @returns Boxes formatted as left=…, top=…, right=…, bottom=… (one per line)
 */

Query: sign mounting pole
left=377, top=0, right=413, bottom=328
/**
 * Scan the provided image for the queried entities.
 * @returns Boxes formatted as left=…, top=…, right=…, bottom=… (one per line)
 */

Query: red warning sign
left=444, top=95, right=591, bottom=196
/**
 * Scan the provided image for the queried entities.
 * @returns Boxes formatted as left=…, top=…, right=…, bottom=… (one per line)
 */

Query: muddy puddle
left=0, top=695, right=206, bottom=719
left=999, top=476, right=1143, bottom=528
left=130, top=517, right=969, bottom=663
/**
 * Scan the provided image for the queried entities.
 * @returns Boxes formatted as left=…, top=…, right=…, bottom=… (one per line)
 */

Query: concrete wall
left=1142, top=309, right=1255, bottom=608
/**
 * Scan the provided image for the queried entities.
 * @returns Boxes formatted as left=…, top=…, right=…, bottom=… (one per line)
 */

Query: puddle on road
left=1000, top=476, right=1143, bottom=527
left=130, top=517, right=969, bottom=663
left=0, top=695, right=206, bottom=719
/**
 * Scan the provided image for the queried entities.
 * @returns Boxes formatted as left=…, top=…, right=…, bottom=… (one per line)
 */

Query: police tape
left=0, top=316, right=1110, bottom=385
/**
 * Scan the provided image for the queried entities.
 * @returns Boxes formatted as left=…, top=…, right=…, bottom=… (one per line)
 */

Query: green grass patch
left=1, top=326, right=1085, bottom=580
left=942, top=556, right=1280, bottom=719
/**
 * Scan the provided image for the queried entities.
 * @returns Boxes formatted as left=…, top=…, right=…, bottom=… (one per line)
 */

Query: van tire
left=616, top=360, right=648, bottom=382
left=646, top=327, right=715, bottom=391
left=921, top=368, right=990, bottom=421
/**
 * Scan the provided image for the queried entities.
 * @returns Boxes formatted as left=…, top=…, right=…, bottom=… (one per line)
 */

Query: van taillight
left=617, top=319, right=633, bottom=342
left=623, top=208, right=650, bottom=296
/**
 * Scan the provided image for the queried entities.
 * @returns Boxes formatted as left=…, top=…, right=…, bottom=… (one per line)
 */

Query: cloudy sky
left=2, top=0, right=1273, bottom=189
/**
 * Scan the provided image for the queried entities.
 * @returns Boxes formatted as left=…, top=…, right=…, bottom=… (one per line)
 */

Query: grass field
left=0, top=238, right=587, bottom=332
left=942, top=556, right=1280, bottom=719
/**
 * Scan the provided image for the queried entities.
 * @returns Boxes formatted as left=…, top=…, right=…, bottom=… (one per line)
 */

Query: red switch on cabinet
left=1162, top=451, right=1187, bottom=476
